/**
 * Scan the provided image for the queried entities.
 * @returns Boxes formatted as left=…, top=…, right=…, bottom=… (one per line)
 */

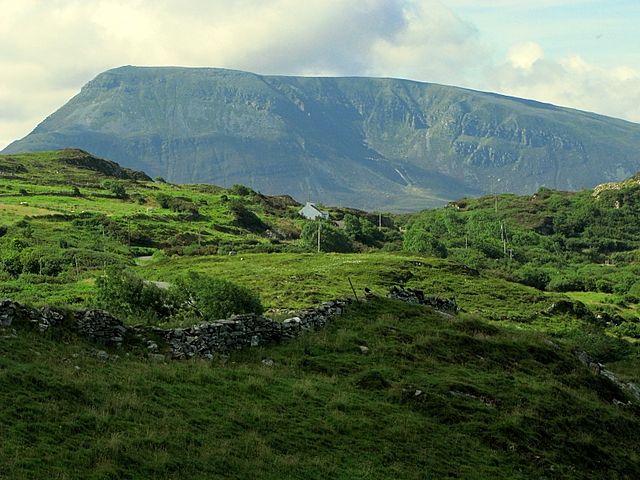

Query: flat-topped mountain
left=4, top=66, right=640, bottom=210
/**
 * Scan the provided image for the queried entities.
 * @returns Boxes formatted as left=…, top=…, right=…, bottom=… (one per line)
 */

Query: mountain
left=4, top=66, right=640, bottom=211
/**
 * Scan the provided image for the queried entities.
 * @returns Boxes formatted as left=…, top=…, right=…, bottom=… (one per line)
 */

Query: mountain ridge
left=5, top=65, right=640, bottom=211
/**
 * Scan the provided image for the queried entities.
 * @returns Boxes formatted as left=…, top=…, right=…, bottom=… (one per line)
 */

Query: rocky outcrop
left=545, top=300, right=594, bottom=320
left=576, top=350, right=640, bottom=403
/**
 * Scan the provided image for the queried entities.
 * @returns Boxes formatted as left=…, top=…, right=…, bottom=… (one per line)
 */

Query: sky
left=1, top=0, right=639, bottom=150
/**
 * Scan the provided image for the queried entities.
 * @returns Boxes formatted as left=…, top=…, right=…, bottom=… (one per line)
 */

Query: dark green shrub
left=547, top=273, right=585, bottom=292
left=448, top=248, right=489, bottom=270
left=102, top=180, right=127, bottom=199
left=95, top=267, right=172, bottom=324
left=517, top=265, right=551, bottom=290
left=595, top=278, right=614, bottom=293
left=156, top=193, right=199, bottom=216
left=229, top=184, right=253, bottom=196
left=229, top=200, right=267, bottom=232
left=625, top=280, right=640, bottom=297
left=0, top=254, right=22, bottom=277
left=20, top=248, right=66, bottom=276
left=170, top=272, right=263, bottom=321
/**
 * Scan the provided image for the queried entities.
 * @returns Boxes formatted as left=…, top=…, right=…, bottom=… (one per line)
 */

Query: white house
left=298, top=202, right=329, bottom=220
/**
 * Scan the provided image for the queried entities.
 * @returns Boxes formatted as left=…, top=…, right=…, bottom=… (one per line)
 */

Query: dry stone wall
left=145, top=300, right=350, bottom=359
left=0, top=298, right=352, bottom=359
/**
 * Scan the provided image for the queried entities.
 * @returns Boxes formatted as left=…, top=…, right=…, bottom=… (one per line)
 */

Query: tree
left=403, top=229, right=448, bottom=258
left=300, top=220, right=354, bottom=253
left=343, top=214, right=383, bottom=246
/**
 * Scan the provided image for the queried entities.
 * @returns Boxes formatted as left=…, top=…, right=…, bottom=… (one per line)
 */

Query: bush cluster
left=95, top=268, right=263, bottom=325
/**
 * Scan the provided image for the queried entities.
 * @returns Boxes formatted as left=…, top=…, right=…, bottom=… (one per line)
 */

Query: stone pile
left=34, top=307, right=66, bottom=333
left=0, top=300, right=20, bottom=327
left=387, top=286, right=459, bottom=314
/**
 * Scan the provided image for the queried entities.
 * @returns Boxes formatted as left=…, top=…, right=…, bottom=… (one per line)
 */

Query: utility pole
left=500, top=222, right=507, bottom=256
left=317, top=222, right=321, bottom=253
left=378, top=212, right=382, bottom=231
left=491, top=177, right=501, bottom=213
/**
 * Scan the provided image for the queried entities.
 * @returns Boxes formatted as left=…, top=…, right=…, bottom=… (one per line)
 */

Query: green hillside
left=404, top=176, right=640, bottom=338
left=5, top=66, right=640, bottom=210
left=1, top=150, right=639, bottom=478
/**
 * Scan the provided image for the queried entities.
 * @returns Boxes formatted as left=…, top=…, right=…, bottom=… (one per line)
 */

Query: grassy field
left=137, top=252, right=559, bottom=321
left=1, top=149, right=639, bottom=478
left=2, top=299, right=639, bottom=480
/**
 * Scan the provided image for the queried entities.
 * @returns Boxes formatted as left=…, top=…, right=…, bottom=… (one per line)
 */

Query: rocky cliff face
left=5, top=66, right=640, bottom=210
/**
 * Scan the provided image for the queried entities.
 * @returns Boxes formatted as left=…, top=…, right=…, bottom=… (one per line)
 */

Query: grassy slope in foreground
left=1, top=299, right=639, bottom=479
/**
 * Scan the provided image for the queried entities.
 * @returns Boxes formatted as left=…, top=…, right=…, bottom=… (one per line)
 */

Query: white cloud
left=507, top=42, right=544, bottom=70
left=491, top=44, right=640, bottom=121
left=370, top=1, right=487, bottom=85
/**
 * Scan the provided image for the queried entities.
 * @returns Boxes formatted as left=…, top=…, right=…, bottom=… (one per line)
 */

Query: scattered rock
left=0, top=300, right=21, bottom=327
left=358, top=345, right=370, bottom=354
left=0, top=328, right=17, bottom=339
left=36, top=307, right=65, bottom=333
left=148, top=353, right=166, bottom=362
left=95, top=350, right=110, bottom=362
left=261, top=358, right=275, bottom=367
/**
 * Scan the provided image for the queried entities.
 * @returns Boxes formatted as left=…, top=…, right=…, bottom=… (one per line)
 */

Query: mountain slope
left=5, top=66, right=640, bottom=210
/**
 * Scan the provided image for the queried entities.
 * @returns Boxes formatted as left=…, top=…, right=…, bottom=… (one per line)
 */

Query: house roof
left=299, top=202, right=328, bottom=216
